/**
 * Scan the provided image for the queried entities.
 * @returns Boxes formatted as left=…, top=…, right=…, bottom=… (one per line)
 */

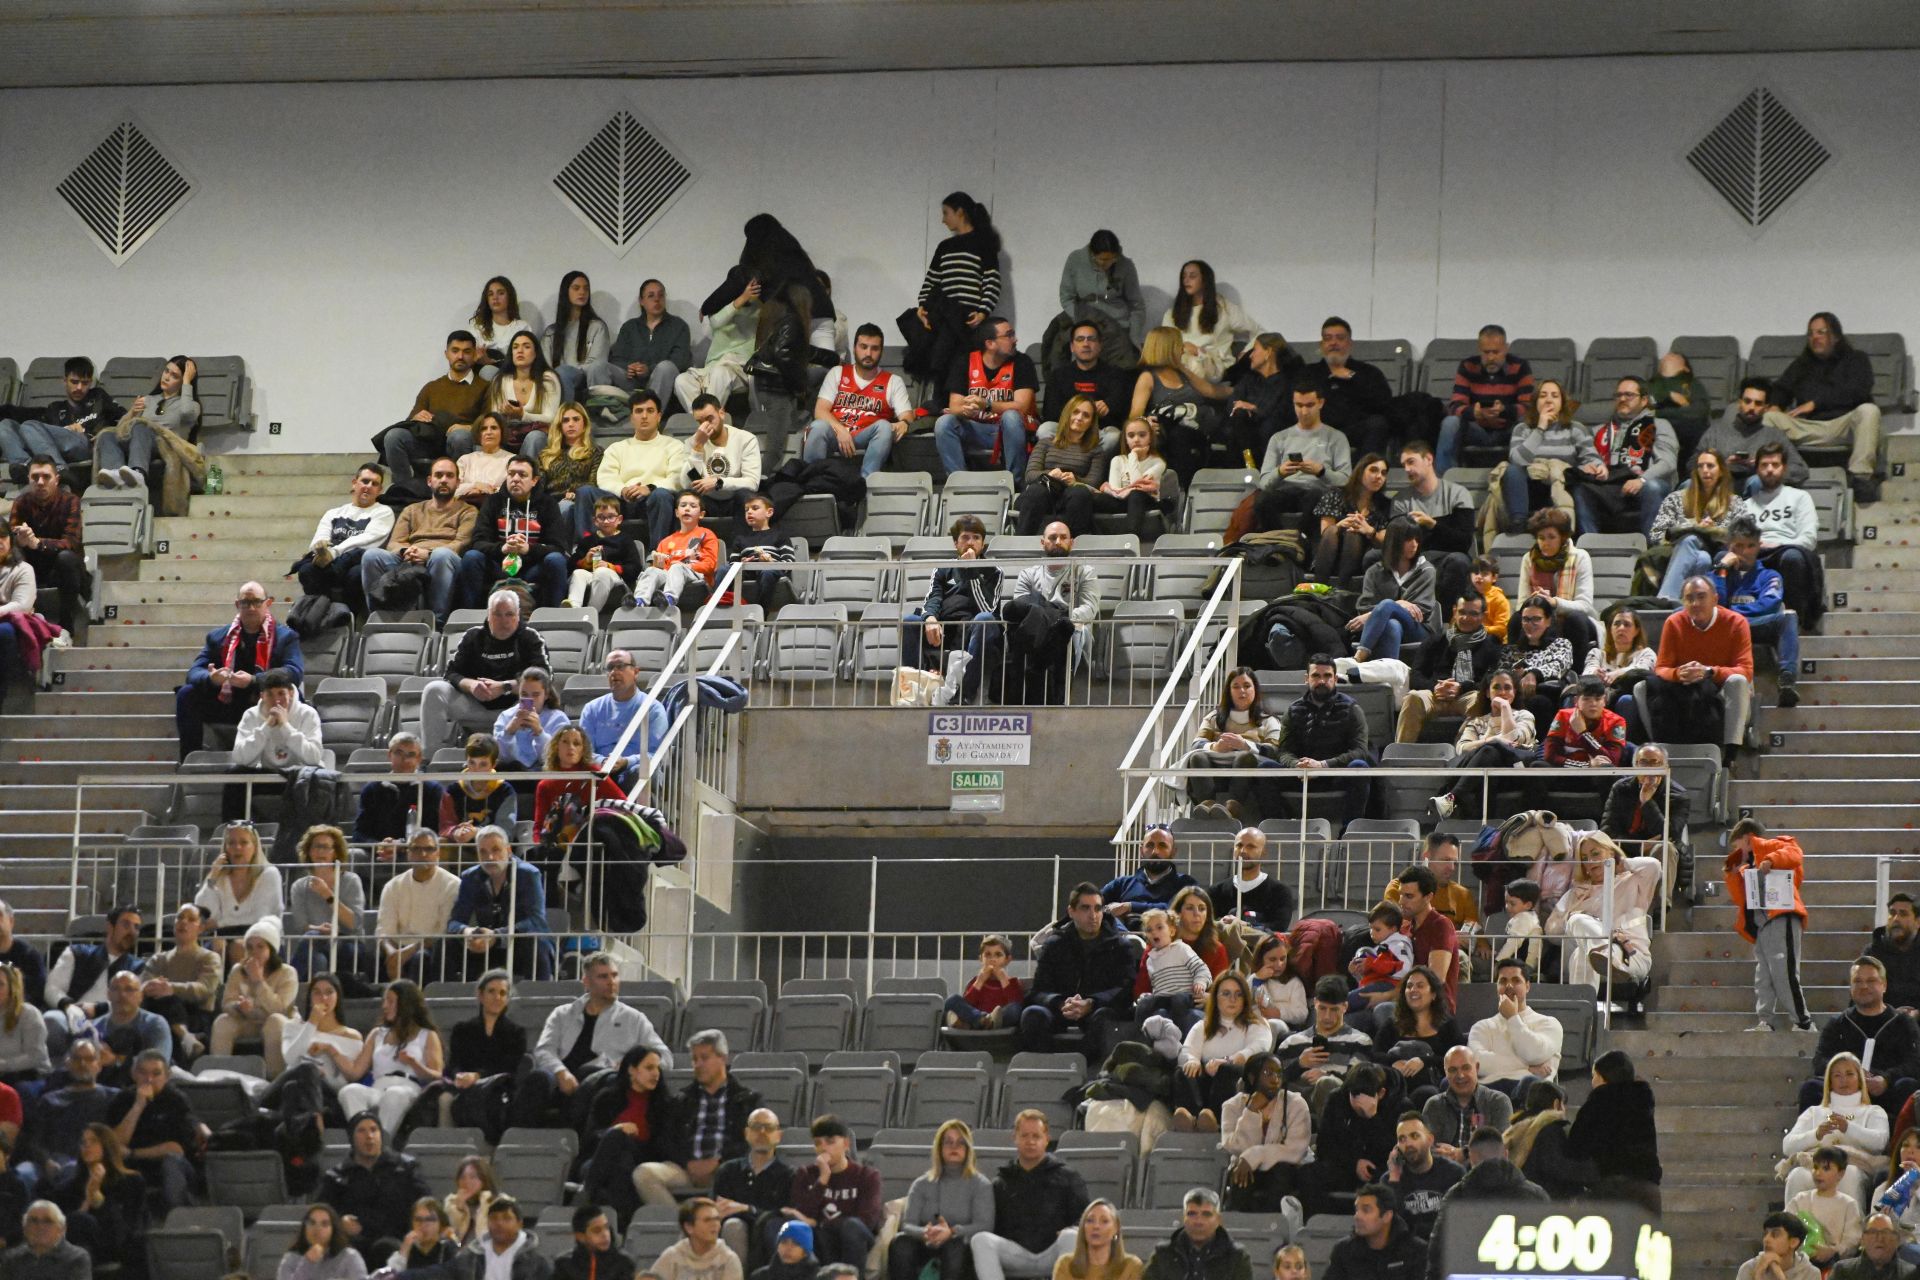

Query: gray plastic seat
left=313, top=675, right=388, bottom=754
left=770, top=992, right=857, bottom=1067
left=1349, top=339, right=1414, bottom=395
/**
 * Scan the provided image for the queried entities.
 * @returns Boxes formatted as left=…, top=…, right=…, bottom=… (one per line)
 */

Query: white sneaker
left=93, top=468, right=120, bottom=489
left=116, top=466, right=143, bottom=488
left=1745, top=1021, right=1776, bottom=1032
left=1427, top=792, right=1455, bottom=820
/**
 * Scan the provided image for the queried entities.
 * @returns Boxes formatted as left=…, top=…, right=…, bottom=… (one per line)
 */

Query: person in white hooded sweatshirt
left=1782, top=1051, right=1887, bottom=1208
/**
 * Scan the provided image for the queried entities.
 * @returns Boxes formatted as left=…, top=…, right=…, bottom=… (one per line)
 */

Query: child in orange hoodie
left=634, top=491, right=720, bottom=608
left=1724, top=815, right=1812, bottom=1032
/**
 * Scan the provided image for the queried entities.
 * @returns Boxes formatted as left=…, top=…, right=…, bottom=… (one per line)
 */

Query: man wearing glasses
left=1573, top=377, right=1679, bottom=541
left=934, top=316, right=1037, bottom=479
left=173, top=581, right=305, bottom=759
left=579, top=650, right=669, bottom=791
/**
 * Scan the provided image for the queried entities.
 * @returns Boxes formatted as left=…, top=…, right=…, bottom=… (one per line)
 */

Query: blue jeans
left=13, top=421, right=93, bottom=465
left=1658, top=534, right=1716, bottom=600
left=935, top=411, right=1027, bottom=478
left=574, top=485, right=677, bottom=550
left=360, top=545, right=463, bottom=622
left=1357, top=600, right=1426, bottom=660
left=804, top=419, right=898, bottom=477
left=1574, top=477, right=1671, bottom=540
left=95, top=421, right=156, bottom=474
left=903, top=610, right=996, bottom=703
left=1435, top=415, right=1504, bottom=473
left=458, top=549, right=567, bottom=609
left=1500, top=463, right=1538, bottom=525
left=942, top=994, right=1024, bottom=1029
left=1746, top=607, right=1800, bottom=681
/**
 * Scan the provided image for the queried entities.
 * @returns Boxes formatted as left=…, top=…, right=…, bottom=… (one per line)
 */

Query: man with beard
left=1764, top=311, right=1886, bottom=504
left=359, top=456, right=478, bottom=625
left=1304, top=317, right=1395, bottom=460
left=458, top=455, right=568, bottom=608
left=1694, top=378, right=1808, bottom=491
left=1101, top=826, right=1195, bottom=924
left=1747, top=442, right=1824, bottom=628
left=805, top=325, right=915, bottom=477
left=998, top=522, right=1098, bottom=704
left=1394, top=590, right=1499, bottom=743
left=1273, top=655, right=1373, bottom=826
left=1573, top=377, right=1678, bottom=539
left=1385, top=1114, right=1463, bottom=1243
left=1867, top=894, right=1920, bottom=1015
left=1041, top=322, right=1132, bottom=451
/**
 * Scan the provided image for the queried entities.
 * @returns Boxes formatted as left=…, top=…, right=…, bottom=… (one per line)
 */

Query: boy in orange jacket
left=1724, top=815, right=1813, bottom=1032
left=634, top=491, right=720, bottom=609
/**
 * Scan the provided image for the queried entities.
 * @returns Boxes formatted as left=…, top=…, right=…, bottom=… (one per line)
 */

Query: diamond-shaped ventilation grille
left=1687, top=88, right=1830, bottom=227
left=57, top=122, right=192, bottom=266
left=553, top=110, right=692, bottom=256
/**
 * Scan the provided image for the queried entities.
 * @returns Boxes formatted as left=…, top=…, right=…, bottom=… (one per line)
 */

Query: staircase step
left=0, top=783, right=171, bottom=812
left=1797, top=656, right=1920, bottom=680
left=1752, top=753, right=1920, bottom=779
left=104, top=580, right=276, bottom=607
left=1660, top=930, right=1890, bottom=963
left=1803, top=633, right=1920, bottom=658
left=153, top=516, right=328, bottom=548
left=1731, top=778, right=1920, bottom=805
left=215, top=454, right=359, bottom=476
left=210, top=473, right=348, bottom=496
left=96, top=603, right=286, bottom=626
left=0, top=808, right=148, bottom=836
left=1819, top=610, right=1920, bottom=635
left=1762, top=704, right=1920, bottom=730
left=0, top=737, right=180, bottom=764
left=1643, top=1010, right=1819, bottom=1031
left=1734, top=802, right=1919, bottom=831
left=91, top=624, right=226, bottom=649
left=151, top=538, right=313, bottom=563
left=38, top=667, right=186, bottom=694
left=189, top=494, right=340, bottom=520
left=1766, top=729, right=1920, bottom=753
left=0, top=714, right=177, bottom=740
left=52, top=646, right=198, bottom=672
left=1638, top=1076, right=1805, bottom=1107
left=1782, top=679, right=1920, bottom=705
left=30, top=691, right=176, bottom=717
left=0, top=760, right=175, bottom=786
left=143, top=559, right=310, bottom=584
left=1660, top=1181, right=1791, bottom=1214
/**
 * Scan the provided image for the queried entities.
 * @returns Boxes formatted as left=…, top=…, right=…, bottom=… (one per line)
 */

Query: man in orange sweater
left=1643, top=574, right=1754, bottom=753
left=1723, top=816, right=1812, bottom=1032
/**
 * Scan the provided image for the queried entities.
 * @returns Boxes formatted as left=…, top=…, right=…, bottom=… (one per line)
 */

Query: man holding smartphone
left=1253, top=381, right=1351, bottom=534
left=1435, top=324, right=1535, bottom=472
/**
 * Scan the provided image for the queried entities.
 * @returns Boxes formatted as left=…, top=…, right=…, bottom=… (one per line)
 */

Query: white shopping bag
left=1743, top=866, right=1795, bottom=911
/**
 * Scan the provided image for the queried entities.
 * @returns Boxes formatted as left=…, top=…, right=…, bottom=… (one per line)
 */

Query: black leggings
left=1090, top=489, right=1160, bottom=539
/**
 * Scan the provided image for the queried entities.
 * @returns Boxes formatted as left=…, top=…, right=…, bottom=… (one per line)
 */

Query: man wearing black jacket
left=1041, top=323, right=1133, bottom=448
left=1391, top=443, right=1476, bottom=614
left=458, top=457, right=568, bottom=608
left=635, top=1028, right=763, bottom=1207
left=0, top=356, right=126, bottom=481
left=1798, top=957, right=1920, bottom=1118
left=969, top=1111, right=1090, bottom=1280
left=1275, top=657, right=1375, bottom=826
left=420, top=591, right=551, bottom=755
left=1306, top=318, right=1396, bottom=459
left=1867, top=895, right=1920, bottom=1015
left=1763, top=311, right=1885, bottom=503
left=1141, top=1190, right=1252, bottom=1280
left=317, top=1111, right=432, bottom=1265
left=1395, top=591, right=1499, bottom=743
left=1018, top=884, right=1137, bottom=1063
left=1323, top=1183, right=1426, bottom=1280
left=1600, top=744, right=1691, bottom=860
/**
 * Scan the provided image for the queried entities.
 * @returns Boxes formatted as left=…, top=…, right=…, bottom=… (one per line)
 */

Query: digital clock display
left=1440, top=1202, right=1672, bottom=1280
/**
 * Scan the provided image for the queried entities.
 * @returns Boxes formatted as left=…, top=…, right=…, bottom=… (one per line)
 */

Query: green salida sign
left=951, top=770, right=1005, bottom=792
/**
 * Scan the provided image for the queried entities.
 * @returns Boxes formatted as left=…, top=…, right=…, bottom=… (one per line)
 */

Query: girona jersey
left=963, top=352, right=1016, bottom=422
left=827, top=367, right=900, bottom=431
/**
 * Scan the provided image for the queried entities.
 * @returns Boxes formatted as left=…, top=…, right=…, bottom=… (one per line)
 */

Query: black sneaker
left=1851, top=474, right=1883, bottom=505
left=1778, top=684, right=1800, bottom=709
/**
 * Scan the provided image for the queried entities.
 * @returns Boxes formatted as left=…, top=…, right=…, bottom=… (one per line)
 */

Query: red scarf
left=217, top=612, right=275, bottom=702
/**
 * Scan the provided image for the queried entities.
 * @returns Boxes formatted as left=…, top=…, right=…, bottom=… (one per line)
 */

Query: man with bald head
left=1100, top=827, right=1195, bottom=924
left=1209, top=828, right=1295, bottom=931
left=174, top=580, right=305, bottom=759
left=1831, top=1212, right=1911, bottom=1279
left=1643, top=573, right=1754, bottom=750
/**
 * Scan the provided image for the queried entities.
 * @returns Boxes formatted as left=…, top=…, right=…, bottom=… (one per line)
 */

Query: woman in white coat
left=1548, top=833, right=1663, bottom=993
left=1782, top=1051, right=1887, bottom=1208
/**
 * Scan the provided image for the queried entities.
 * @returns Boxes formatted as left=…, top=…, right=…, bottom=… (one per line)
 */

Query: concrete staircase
left=1623, top=432, right=1920, bottom=1271
left=0, top=454, right=348, bottom=933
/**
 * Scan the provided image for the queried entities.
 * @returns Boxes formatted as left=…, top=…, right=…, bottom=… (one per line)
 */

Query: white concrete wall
left=1, top=51, right=1914, bottom=451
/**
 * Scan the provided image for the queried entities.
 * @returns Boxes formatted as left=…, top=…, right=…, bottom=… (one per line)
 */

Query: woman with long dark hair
left=1163, top=259, right=1258, bottom=382
left=546, top=270, right=612, bottom=402
left=468, top=276, right=531, bottom=372
left=908, top=192, right=1004, bottom=401
left=580, top=1043, right=674, bottom=1230
left=704, top=214, right=833, bottom=354
left=1349, top=517, right=1436, bottom=661
left=266, top=971, right=363, bottom=1122
left=1425, top=667, right=1539, bottom=821
left=1373, top=964, right=1462, bottom=1102
left=1500, top=592, right=1578, bottom=727
left=487, top=331, right=564, bottom=458
left=1313, top=453, right=1394, bottom=585
left=336, top=979, right=442, bottom=1136
left=278, top=1202, right=367, bottom=1279
left=1182, top=666, right=1283, bottom=821
left=1515, top=506, right=1598, bottom=663
left=97, top=353, right=195, bottom=485
left=47, top=1123, right=147, bottom=1271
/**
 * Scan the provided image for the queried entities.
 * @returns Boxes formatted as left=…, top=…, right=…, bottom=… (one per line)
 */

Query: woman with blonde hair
left=887, top=1118, right=995, bottom=1280
left=194, top=820, right=285, bottom=966
left=537, top=401, right=605, bottom=539
left=1015, top=395, right=1104, bottom=536
left=0, top=963, right=49, bottom=1084
left=1130, top=325, right=1230, bottom=483
left=1653, top=447, right=1751, bottom=599
left=1546, top=832, right=1662, bottom=993
left=1053, top=1199, right=1141, bottom=1280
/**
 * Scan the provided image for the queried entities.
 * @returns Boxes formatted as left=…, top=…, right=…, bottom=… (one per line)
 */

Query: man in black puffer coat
left=1019, top=883, right=1139, bottom=1064
left=1142, top=1191, right=1252, bottom=1280
left=1272, top=655, right=1375, bottom=824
